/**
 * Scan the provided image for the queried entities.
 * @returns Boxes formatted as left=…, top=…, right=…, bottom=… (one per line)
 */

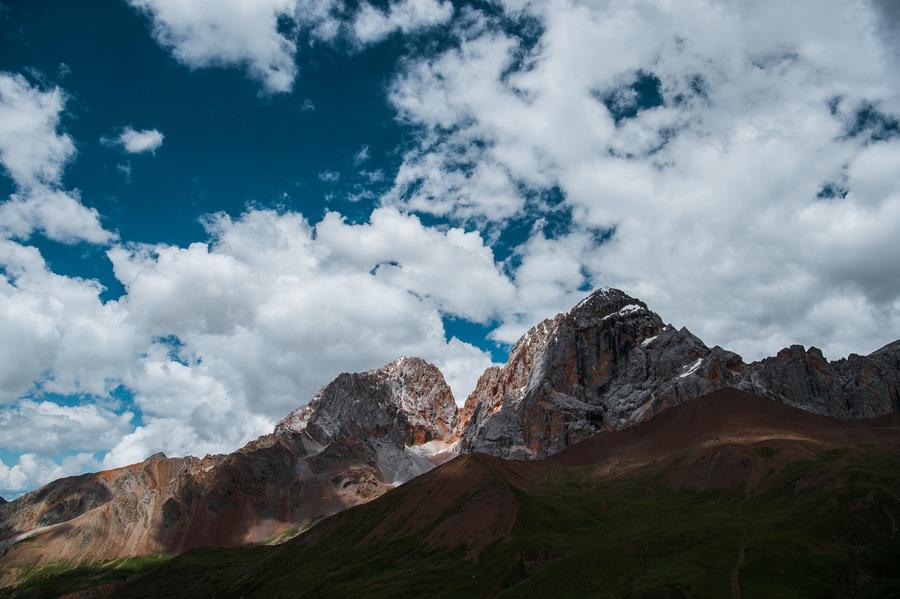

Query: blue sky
left=2, top=1, right=408, bottom=290
left=1, top=0, right=900, bottom=497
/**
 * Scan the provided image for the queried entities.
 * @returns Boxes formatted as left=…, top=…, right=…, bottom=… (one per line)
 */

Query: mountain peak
left=460, top=288, right=742, bottom=458
left=569, top=287, right=647, bottom=321
left=461, top=287, right=900, bottom=459
left=276, top=356, right=457, bottom=447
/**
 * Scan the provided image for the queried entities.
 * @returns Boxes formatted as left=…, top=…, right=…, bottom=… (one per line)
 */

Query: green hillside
left=6, top=444, right=899, bottom=599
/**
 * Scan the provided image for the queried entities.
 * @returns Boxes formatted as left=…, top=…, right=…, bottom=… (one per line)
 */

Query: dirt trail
left=729, top=542, right=747, bottom=599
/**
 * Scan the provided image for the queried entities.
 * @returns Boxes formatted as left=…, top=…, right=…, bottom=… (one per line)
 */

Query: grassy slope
left=9, top=445, right=897, bottom=599
left=0, top=555, right=172, bottom=598
left=233, top=448, right=900, bottom=599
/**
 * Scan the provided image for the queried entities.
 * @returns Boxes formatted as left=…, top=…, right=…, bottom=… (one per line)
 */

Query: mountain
left=0, top=357, right=457, bottom=577
left=459, top=288, right=900, bottom=458
left=741, top=341, right=900, bottom=418
left=3, top=288, right=900, bottom=592
left=32, top=389, right=900, bottom=598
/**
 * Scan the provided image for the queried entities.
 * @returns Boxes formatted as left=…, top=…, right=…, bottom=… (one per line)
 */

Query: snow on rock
left=679, top=358, right=704, bottom=378
left=641, top=335, right=658, bottom=347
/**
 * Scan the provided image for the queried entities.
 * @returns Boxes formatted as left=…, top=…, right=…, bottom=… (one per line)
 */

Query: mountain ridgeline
left=459, top=288, right=900, bottom=458
left=2, top=288, right=899, bottom=592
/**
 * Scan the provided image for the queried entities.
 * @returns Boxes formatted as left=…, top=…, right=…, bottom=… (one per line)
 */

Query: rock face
left=459, top=288, right=900, bottom=459
left=0, top=357, right=457, bottom=570
left=457, top=289, right=743, bottom=458
left=277, top=356, right=458, bottom=451
left=274, top=356, right=459, bottom=484
left=739, top=342, right=900, bottom=418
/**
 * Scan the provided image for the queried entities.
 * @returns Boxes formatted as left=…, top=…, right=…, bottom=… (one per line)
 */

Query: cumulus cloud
left=295, top=0, right=344, bottom=42
left=0, top=73, right=114, bottom=244
left=352, top=0, right=453, bottom=44
left=2, top=204, right=509, bottom=479
left=126, top=0, right=454, bottom=92
left=0, top=73, right=74, bottom=188
left=105, top=127, right=165, bottom=154
left=128, top=0, right=300, bottom=93
left=387, top=0, right=900, bottom=361
left=0, top=240, right=140, bottom=402
left=0, top=400, right=133, bottom=455
left=109, top=205, right=508, bottom=394
left=0, top=188, right=113, bottom=244
left=0, top=453, right=99, bottom=498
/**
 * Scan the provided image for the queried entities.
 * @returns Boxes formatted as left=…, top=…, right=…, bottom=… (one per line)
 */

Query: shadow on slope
left=8, top=389, right=900, bottom=598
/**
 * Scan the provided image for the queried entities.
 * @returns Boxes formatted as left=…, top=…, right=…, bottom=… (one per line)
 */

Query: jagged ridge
left=459, top=288, right=900, bottom=458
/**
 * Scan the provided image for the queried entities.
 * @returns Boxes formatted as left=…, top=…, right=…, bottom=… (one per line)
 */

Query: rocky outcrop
left=276, top=356, right=458, bottom=449
left=457, top=289, right=744, bottom=458
left=739, top=342, right=900, bottom=418
left=459, top=288, right=900, bottom=459
left=0, top=357, right=457, bottom=570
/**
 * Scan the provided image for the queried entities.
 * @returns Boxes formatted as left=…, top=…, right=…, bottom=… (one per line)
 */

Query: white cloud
left=0, top=400, right=133, bottom=455
left=0, top=73, right=114, bottom=245
left=108, top=127, right=165, bottom=154
left=128, top=0, right=300, bottom=93
left=108, top=206, right=507, bottom=405
left=386, top=0, right=900, bottom=361
left=0, top=240, right=140, bottom=402
left=0, top=73, right=74, bottom=188
left=0, top=453, right=99, bottom=498
left=126, top=0, right=456, bottom=91
left=296, top=0, right=344, bottom=42
left=9, top=205, right=500, bottom=469
left=0, top=188, right=114, bottom=244
left=353, top=0, right=453, bottom=44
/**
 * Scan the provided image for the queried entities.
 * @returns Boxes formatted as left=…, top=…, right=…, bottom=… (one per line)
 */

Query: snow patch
left=573, top=296, right=591, bottom=310
left=679, top=358, right=704, bottom=378
left=603, top=304, right=644, bottom=320
left=641, top=335, right=658, bottom=347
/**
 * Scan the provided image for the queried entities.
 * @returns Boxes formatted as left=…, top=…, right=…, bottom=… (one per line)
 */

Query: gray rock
left=738, top=342, right=900, bottom=418
left=459, top=288, right=899, bottom=459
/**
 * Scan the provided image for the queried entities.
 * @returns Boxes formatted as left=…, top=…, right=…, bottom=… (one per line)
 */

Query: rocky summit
left=0, top=357, right=457, bottom=575
left=458, top=288, right=900, bottom=458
